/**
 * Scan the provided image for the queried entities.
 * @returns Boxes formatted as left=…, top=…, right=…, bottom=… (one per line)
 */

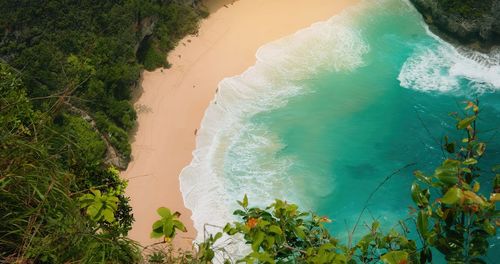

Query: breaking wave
left=179, top=2, right=369, bottom=257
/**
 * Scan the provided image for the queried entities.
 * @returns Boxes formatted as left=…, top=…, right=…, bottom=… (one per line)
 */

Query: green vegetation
left=0, top=1, right=204, bottom=262
left=0, top=0, right=205, bottom=163
left=2, top=50, right=498, bottom=263
left=437, top=0, right=493, bottom=18
left=1, top=0, right=498, bottom=263
left=0, top=64, right=140, bottom=263
left=136, top=2, right=206, bottom=71
left=148, top=102, right=499, bottom=263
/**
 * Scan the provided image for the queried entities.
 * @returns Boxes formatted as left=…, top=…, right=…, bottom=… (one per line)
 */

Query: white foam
left=398, top=21, right=500, bottom=93
left=398, top=46, right=460, bottom=92
left=179, top=1, right=369, bottom=258
left=224, top=123, right=296, bottom=206
left=176, top=1, right=500, bottom=260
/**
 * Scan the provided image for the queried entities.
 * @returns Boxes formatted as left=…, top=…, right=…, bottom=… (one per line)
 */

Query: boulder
left=410, top=0, right=500, bottom=52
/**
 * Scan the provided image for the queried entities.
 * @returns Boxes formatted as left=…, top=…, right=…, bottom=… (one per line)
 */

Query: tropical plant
left=79, top=189, right=120, bottom=223
left=0, top=1, right=206, bottom=262
left=220, top=195, right=344, bottom=263
left=0, top=63, right=141, bottom=263
left=151, top=207, right=187, bottom=241
left=410, top=100, right=497, bottom=263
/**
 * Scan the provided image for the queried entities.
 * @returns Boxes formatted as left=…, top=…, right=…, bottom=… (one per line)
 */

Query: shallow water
left=180, top=0, right=500, bottom=260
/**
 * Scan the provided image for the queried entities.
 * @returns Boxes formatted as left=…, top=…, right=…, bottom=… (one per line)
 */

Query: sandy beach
left=122, top=0, right=359, bottom=249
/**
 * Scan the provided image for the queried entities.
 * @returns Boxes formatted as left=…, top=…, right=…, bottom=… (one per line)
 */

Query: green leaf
left=173, top=220, right=187, bottom=232
left=294, top=226, right=306, bottom=240
left=444, top=136, right=455, bottom=153
left=223, top=223, right=231, bottom=233
left=434, top=160, right=460, bottom=186
left=463, top=158, right=478, bottom=165
left=157, top=207, right=172, bottom=218
left=473, top=182, right=480, bottom=192
left=102, top=208, right=115, bottom=223
left=78, top=194, right=95, bottom=207
left=411, top=183, right=421, bottom=204
left=163, top=220, right=174, bottom=238
left=483, top=220, right=495, bottom=235
left=266, top=236, right=275, bottom=247
left=414, top=170, right=432, bottom=184
left=242, top=194, right=248, bottom=208
left=457, top=115, right=476, bottom=129
left=152, top=220, right=163, bottom=231
left=440, top=187, right=463, bottom=205
left=319, top=243, right=335, bottom=251
left=107, top=195, right=119, bottom=203
left=381, top=251, right=408, bottom=264
left=476, top=143, right=486, bottom=156
left=233, top=209, right=246, bottom=216
left=371, top=221, right=380, bottom=233
left=333, top=254, right=347, bottom=263
left=227, top=228, right=238, bottom=236
left=417, top=210, right=428, bottom=238
left=411, top=182, right=429, bottom=207
left=411, top=183, right=420, bottom=201
left=90, top=189, right=101, bottom=198
left=252, top=231, right=265, bottom=251
left=268, top=225, right=282, bottom=235
left=107, top=199, right=118, bottom=211
left=150, top=230, right=163, bottom=239
left=87, top=203, right=102, bottom=219
left=444, top=159, right=461, bottom=167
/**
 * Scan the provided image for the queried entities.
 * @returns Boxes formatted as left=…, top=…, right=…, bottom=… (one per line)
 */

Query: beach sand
left=122, top=0, right=359, bottom=249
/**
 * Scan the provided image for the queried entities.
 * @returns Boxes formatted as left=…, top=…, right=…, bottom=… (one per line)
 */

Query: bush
left=137, top=37, right=169, bottom=71
left=0, top=64, right=140, bottom=263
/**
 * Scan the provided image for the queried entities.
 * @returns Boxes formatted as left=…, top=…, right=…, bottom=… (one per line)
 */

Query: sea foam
left=398, top=24, right=500, bottom=93
left=179, top=2, right=369, bottom=258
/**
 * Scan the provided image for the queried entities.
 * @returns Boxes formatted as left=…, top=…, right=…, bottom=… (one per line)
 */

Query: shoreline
left=122, top=0, right=359, bottom=249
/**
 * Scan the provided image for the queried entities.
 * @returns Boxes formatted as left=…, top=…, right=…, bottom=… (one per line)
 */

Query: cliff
left=410, top=0, right=500, bottom=52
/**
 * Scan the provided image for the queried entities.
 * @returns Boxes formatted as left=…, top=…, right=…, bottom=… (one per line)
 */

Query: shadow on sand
left=202, top=0, right=239, bottom=14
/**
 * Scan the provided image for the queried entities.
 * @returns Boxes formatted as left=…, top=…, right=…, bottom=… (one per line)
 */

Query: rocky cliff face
left=177, top=0, right=200, bottom=6
left=410, top=0, right=500, bottom=52
left=134, top=0, right=203, bottom=54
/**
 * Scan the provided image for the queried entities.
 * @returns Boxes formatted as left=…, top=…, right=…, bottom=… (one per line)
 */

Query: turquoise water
left=253, top=0, right=500, bottom=235
left=180, top=0, right=500, bottom=260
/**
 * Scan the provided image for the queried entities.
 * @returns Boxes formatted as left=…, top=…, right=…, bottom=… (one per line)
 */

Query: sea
left=180, top=0, right=500, bottom=261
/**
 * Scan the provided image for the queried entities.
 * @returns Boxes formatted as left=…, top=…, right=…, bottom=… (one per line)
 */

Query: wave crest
left=398, top=28, right=500, bottom=93
left=179, top=4, right=369, bottom=249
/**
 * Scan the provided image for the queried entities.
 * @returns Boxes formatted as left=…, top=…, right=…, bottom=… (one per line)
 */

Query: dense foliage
left=0, top=64, right=140, bottom=263
left=0, top=0, right=204, bottom=163
left=0, top=1, right=204, bottom=262
left=1, top=1, right=498, bottom=263
left=437, top=0, right=494, bottom=18
left=149, top=102, right=499, bottom=264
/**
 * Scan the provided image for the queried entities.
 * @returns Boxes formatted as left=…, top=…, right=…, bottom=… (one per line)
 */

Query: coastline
left=122, top=0, right=359, bottom=249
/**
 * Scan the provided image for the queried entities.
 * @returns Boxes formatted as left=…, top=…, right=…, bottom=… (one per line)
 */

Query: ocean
left=180, top=0, right=500, bottom=261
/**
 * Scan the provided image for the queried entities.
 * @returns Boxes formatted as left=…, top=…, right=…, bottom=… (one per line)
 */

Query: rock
left=134, top=16, right=156, bottom=54
left=173, top=0, right=201, bottom=7
left=66, top=103, right=129, bottom=170
left=133, top=0, right=203, bottom=54
left=410, top=0, right=500, bottom=52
